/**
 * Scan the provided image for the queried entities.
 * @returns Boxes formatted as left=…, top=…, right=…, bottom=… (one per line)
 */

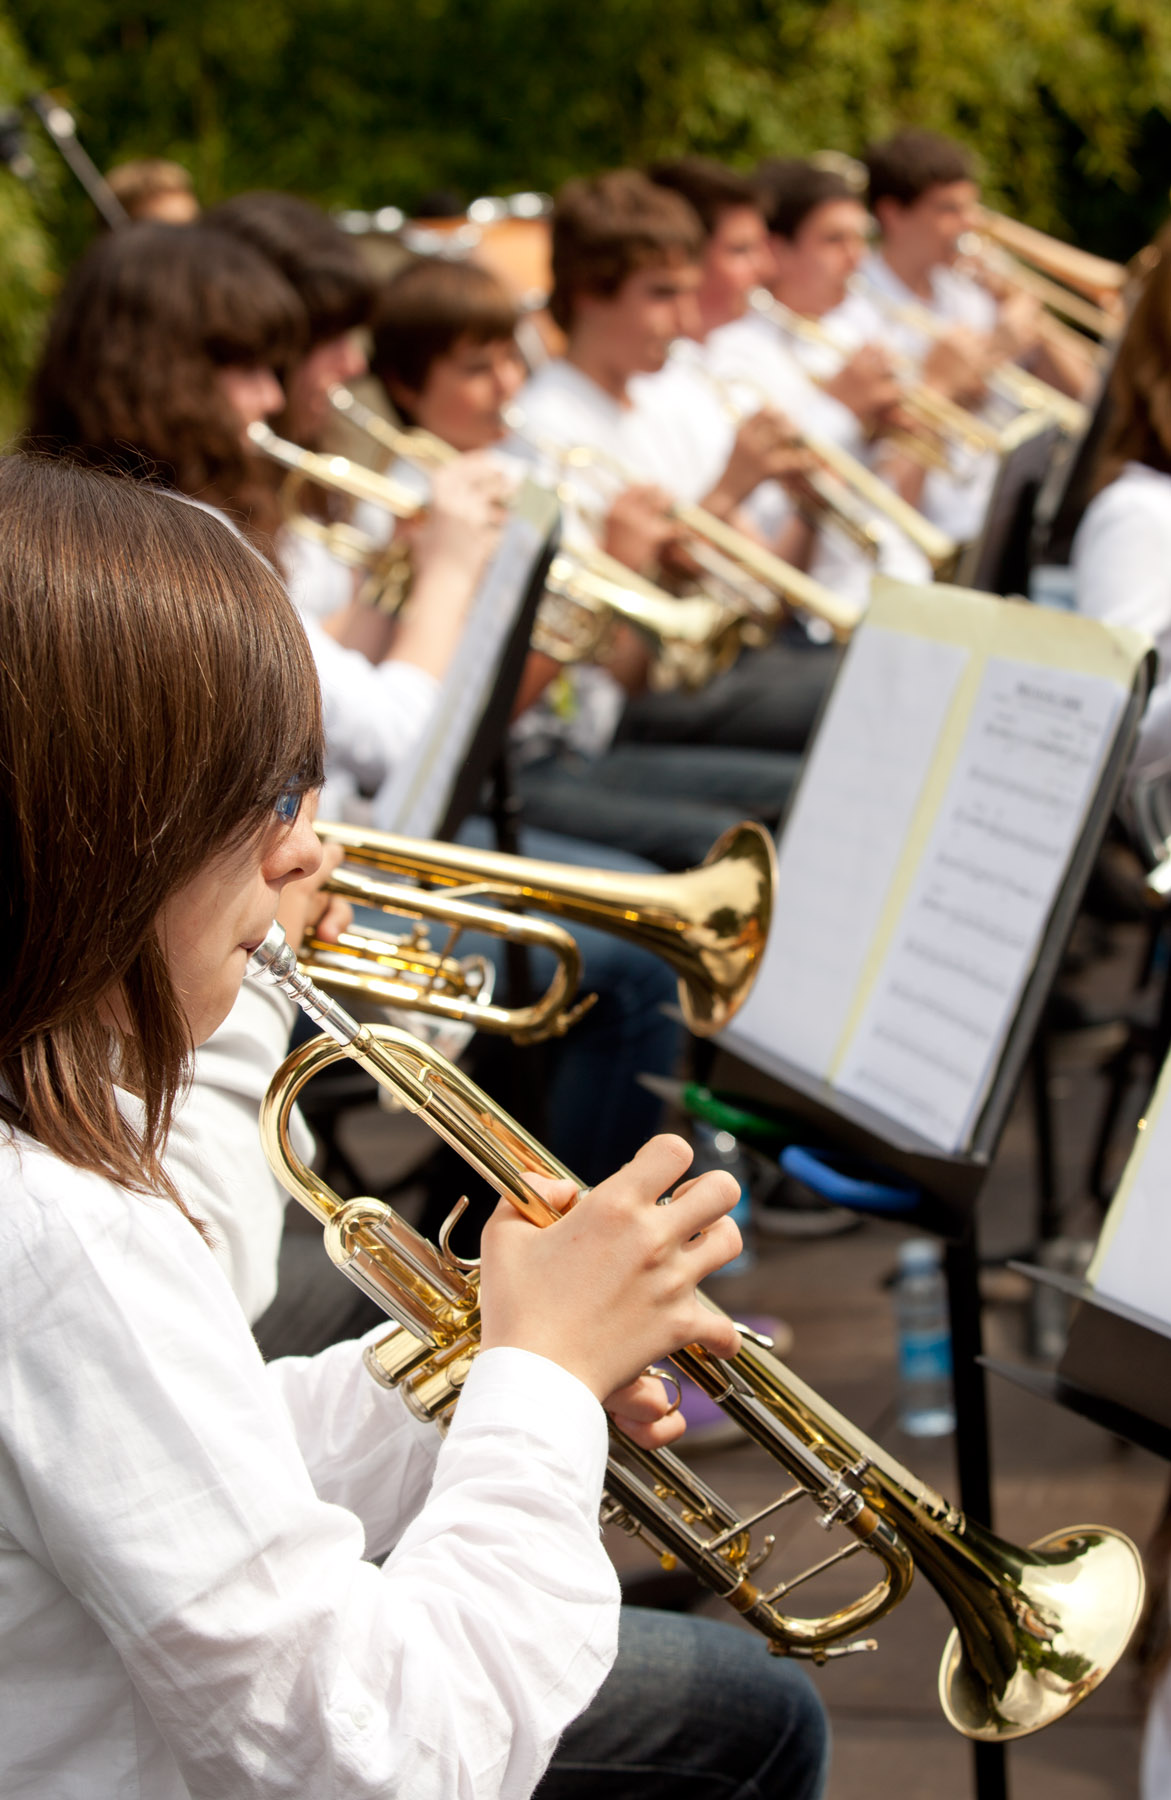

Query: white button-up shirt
left=0, top=1124, right=617, bottom=1799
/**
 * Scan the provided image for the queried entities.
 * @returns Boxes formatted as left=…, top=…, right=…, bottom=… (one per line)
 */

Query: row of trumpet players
left=259, top=129, right=1126, bottom=751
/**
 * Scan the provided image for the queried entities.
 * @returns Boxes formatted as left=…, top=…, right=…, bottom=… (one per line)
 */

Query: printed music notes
left=723, top=579, right=1148, bottom=1153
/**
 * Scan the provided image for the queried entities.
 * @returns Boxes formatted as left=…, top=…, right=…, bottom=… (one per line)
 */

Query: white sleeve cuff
left=447, top=1347, right=609, bottom=1506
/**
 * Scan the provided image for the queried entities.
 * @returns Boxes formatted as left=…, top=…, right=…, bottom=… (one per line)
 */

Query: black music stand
left=709, top=648, right=1151, bottom=1800
left=984, top=1264, right=1171, bottom=1464
left=957, top=415, right=1062, bottom=597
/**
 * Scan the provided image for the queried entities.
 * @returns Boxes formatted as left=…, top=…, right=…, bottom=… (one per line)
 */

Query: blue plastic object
left=779, top=1145, right=920, bottom=1216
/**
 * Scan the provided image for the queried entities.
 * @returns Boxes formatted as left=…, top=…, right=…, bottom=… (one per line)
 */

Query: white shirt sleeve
left=302, top=614, right=441, bottom=795
left=0, top=1151, right=618, bottom=1800
left=163, top=979, right=307, bottom=1322
left=1073, top=473, right=1171, bottom=660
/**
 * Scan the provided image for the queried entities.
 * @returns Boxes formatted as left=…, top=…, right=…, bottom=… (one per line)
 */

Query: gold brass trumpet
left=681, top=329, right=959, bottom=577
left=852, top=276, right=1091, bottom=438
left=322, top=392, right=747, bottom=688
left=248, top=419, right=422, bottom=613
left=508, top=409, right=861, bottom=641
left=250, top=929, right=1145, bottom=1740
left=314, top=817, right=776, bottom=1036
left=302, top=859, right=595, bottom=1044
left=749, top=287, right=1004, bottom=461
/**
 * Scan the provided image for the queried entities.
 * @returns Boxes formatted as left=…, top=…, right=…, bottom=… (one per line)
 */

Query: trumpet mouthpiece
left=248, top=923, right=362, bottom=1048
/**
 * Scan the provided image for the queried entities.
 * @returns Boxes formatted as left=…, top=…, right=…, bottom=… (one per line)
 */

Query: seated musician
left=1073, top=222, right=1171, bottom=782
left=838, top=127, right=1094, bottom=400
left=509, top=168, right=839, bottom=768
left=369, top=249, right=807, bottom=870
left=823, top=129, right=1015, bottom=543
left=0, top=452, right=829, bottom=1800
left=27, top=218, right=505, bottom=826
left=645, top=155, right=932, bottom=603
left=28, top=215, right=686, bottom=1215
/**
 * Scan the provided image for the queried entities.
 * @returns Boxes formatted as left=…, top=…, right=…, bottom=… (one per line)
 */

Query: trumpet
left=852, top=275, right=1091, bottom=438
left=260, top=411, right=743, bottom=689
left=314, top=816, right=776, bottom=1036
left=248, top=420, right=422, bottom=612
left=250, top=928, right=1145, bottom=1739
left=303, top=858, right=595, bottom=1044
left=683, top=330, right=959, bottom=577
left=978, top=210, right=1127, bottom=321
left=749, top=287, right=1004, bottom=462
left=508, top=409, right=861, bottom=641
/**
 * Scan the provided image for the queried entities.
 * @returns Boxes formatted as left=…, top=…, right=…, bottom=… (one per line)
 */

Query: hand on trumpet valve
left=709, top=408, right=812, bottom=515
left=821, top=344, right=902, bottom=431
left=921, top=326, right=992, bottom=409
left=478, top=1133, right=743, bottom=1405
left=601, top=482, right=684, bottom=577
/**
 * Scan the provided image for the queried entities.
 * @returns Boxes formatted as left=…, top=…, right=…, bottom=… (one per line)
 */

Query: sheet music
left=836, top=657, right=1125, bottom=1149
left=1089, top=1055, right=1171, bottom=1331
left=373, top=482, right=557, bottom=839
left=722, top=625, right=969, bottom=1075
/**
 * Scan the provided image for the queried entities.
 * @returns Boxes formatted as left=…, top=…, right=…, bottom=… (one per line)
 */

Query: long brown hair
left=0, top=456, right=323, bottom=1212
left=1094, top=222, right=1171, bottom=493
left=26, top=223, right=306, bottom=544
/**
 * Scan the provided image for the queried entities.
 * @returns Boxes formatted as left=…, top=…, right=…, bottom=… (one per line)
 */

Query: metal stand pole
left=944, top=1228, right=1009, bottom=1800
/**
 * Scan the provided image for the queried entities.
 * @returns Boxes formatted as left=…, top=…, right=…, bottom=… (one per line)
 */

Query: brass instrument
left=326, top=389, right=746, bottom=688
left=304, top=859, right=595, bottom=1044
left=248, top=419, right=422, bottom=612
left=685, top=328, right=959, bottom=577
left=314, top=817, right=776, bottom=1036
left=749, top=287, right=1004, bottom=461
left=250, top=927, right=1145, bottom=1739
left=853, top=276, right=1091, bottom=438
left=978, top=210, right=1127, bottom=316
left=509, top=411, right=861, bottom=641
left=959, top=235, right=1116, bottom=359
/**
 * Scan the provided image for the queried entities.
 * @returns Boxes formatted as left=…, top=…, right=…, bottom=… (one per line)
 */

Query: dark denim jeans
left=537, top=1607, right=830, bottom=1799
left=516, top=743, right=798, bottom=872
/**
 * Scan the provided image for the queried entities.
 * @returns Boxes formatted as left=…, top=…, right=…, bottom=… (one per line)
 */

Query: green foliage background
left=5, top=0, right=1171, bottom=426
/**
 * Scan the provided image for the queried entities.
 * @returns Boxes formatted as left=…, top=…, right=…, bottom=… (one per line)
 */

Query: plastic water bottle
left=691, top=1123, right=756, bottom=1274
left=893, top=1238, right=955, bottom=1437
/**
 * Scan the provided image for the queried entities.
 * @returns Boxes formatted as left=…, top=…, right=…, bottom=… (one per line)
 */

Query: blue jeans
left=537, top=1608, right=830, bottom=1799
left=620, top=636, right=840, bottom=756
left=516, top=744, right=797, bottom=872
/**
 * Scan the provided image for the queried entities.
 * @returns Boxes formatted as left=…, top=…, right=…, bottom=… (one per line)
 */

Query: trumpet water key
left=251, top=927, right=1144, bottom=1741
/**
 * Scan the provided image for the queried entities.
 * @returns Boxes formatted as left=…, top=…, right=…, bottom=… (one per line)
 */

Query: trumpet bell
left=314, top=817, right=777, bottom=1036
left=938, top=1522, right=1144, bottom=1741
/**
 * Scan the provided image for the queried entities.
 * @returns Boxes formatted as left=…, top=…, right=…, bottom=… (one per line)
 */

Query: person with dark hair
left=638, top=158, right=931, bottom=621
left=847, top=129, right=1093, bottom=420
left=370, top=255, right=527, bottom=448
left=756, top=158, right=897, bottom=418
left=0, top=453, right=832, bottom=1800
left=209, top=190, right=375, bottom=444
left=28, top=219, right=506, bottom=824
